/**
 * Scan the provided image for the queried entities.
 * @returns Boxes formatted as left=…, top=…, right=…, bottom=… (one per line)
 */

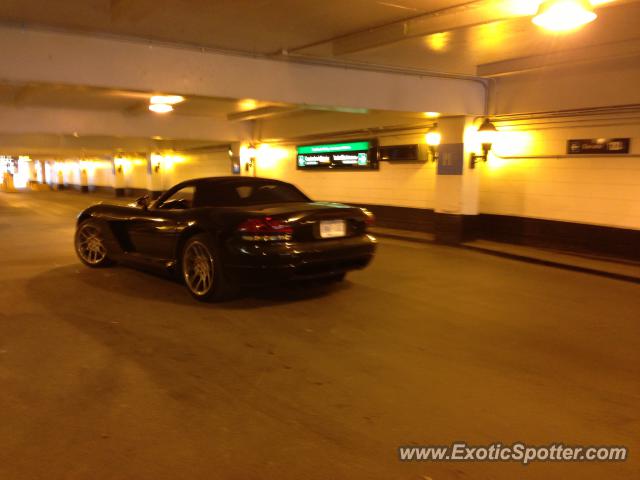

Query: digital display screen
left=379, top=144, right=422, bottom=162
left=297, top=140, right=378, bottom=170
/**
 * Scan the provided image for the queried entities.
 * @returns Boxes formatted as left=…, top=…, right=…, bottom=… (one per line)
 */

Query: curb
left=372, top=230, right=640, bottom=284
left=461, top=245, right=640, bottom=284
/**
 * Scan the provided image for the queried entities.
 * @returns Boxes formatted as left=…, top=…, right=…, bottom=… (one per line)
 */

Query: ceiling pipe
left=491, top=103, right=640, bottom=121
left=281, top=51, right=490, bottom=115
left=227, top=105, right=301, bottom=122
left=259, top=121, right=437, bottom=146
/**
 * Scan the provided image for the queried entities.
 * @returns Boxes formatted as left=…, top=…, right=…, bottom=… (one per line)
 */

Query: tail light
left=361, top=208, right=375, bottom=229
left=237, top=217, right=293, bottom=242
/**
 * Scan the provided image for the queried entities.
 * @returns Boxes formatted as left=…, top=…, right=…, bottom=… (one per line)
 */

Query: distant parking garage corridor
left=0, top=191, right=638, bottom=480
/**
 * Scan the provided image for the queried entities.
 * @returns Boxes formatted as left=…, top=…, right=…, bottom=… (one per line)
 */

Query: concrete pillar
left=113, top=158, right=126, bottom=197
left=148, top=154, right=163, bottom=199
left=433, top=116, right=480, bottom=244
left=56, top=169, right=65, bottom=190
left=45, top=161, right=53, bottom=185
left=38, top=160, right=46, bottom=183
left=239, top=144, right=257, bottom=177
left=229, top=142, right=241, bottom=175
left=80, top=167, right=89, bottom=193
left=27, top=161, right=38, bottom=187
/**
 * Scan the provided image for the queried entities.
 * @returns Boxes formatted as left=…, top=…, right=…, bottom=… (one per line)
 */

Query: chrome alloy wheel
left=76, top=223, right=107, bottom=265
left=182, top=241, right=214, bottom=296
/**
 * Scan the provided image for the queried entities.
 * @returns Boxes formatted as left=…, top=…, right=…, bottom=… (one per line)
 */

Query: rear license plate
left=319, top=219, right=346, bottom=238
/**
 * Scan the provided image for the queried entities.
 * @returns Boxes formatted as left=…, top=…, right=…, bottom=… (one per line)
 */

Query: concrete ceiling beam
left=0, top=104, right=247, bottom=142
left=0, top=25, right=486, bottom=116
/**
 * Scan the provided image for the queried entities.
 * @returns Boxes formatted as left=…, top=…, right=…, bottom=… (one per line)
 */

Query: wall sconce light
left=470, top=118, right=498, bottom=169
left=532, top=0, right=597, bottom=32
left=425, top=124, right=441, bottom=162
left=246, top=144, right=257, bottom=159
left=245, top=144, right=257, bottom=172
left=114, top=157, right=127, bottom=174
left=148, top=154, right=164, bottom=174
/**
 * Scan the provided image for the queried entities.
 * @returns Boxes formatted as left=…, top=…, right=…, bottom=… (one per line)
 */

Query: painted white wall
left=0, top=105, right=244, bottom=142
left=135, top=152, right=234, bottom=191
left=92, top=163, right=114, bottom=188
left=48, top=152, right=231, bottom=192
left=41, top=121, right=640, bottom=232
left=480, top=121, right=640, bottom=229
left=168, top=152, right=232, bottom=186
left=254, top=133, right=437, bottom=208
left=129, top=161, right=149, bottom=190
left=254, top=120, right=640, bottom=230
left=484, top=56, right=640, bottom=230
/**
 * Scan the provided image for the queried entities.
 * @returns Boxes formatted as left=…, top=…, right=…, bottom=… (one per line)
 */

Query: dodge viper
left=74, top=176, right=377, bottom=301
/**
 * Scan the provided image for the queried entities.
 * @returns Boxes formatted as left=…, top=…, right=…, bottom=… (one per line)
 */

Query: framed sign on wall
left=379, top=144, right=428, bottom=163
left=296, top=140, right=379, bottom=170
left=567, top=138, right=631, bottom=154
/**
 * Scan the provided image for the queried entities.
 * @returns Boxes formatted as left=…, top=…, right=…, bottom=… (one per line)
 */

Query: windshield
left=193, top=181, right=310, bottom=207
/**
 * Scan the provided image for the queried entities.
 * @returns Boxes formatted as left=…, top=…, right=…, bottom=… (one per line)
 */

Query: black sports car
left=74, top=176, right=377, bottom=301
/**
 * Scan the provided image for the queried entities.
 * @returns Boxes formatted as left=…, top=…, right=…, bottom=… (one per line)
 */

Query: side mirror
left=133, top=195, right=150, bottom=210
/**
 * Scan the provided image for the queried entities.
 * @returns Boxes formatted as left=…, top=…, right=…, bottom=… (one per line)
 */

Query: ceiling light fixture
left=532, top=0, right=597, bottom=32
left=150, top=95, right=185, bottom=105
left=149, top=103, right=174, bottom=113
left=239, top=99, right=258, bottom=111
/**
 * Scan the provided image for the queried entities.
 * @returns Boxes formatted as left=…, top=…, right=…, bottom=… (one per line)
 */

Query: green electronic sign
left=296, top=140, right=378, bottom=170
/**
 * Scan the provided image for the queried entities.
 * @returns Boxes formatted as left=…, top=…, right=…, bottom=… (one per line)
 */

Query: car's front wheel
left=75, top=219, right=113, bottom=268
left=327, top=272, right=346, bottom=282
left=181, top=234, right=233, bottom=301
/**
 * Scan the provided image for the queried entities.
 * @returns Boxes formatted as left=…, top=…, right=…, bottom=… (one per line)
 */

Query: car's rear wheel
left=181, top=234, right=233, bottom=301
left=75, top=219, right=113, bottom=268
left=330, top=272, right=346, bottom=282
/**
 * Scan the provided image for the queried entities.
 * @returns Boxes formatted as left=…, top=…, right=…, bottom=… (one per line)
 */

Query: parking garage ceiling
left=0, top=80, right=434, bottom=157
left=1, top=0, right=639, bottom=75
left=1, top=0, right=640, bottom=157
left=0, top=0, right=457, bottom=54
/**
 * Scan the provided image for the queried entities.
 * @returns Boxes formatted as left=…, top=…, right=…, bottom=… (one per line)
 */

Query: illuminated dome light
left=150, top=95, right=185, bottom=105
left=532, top=0, right=597, bottom=32
left=149, top=103, right=173, bottom=113
left=245, top=144, right=258, bottom=158
left=426, top=128, right=441, bottom=147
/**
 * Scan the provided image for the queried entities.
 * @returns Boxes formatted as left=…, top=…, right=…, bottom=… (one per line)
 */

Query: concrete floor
left=1, top=190, right=638, bottom=480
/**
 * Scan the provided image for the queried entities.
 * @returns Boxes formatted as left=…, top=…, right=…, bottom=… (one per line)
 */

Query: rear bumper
left=224, top=234, right=377, bottom=284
